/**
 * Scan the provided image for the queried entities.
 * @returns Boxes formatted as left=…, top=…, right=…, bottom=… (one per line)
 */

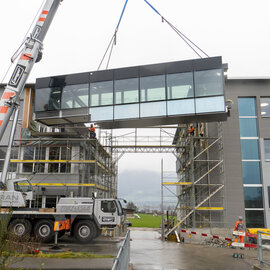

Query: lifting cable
left=97, top=0, right=129, bottom=70
left=143, top=0, right=209, bottom=59
left=1, top=0, right=47, bottom=83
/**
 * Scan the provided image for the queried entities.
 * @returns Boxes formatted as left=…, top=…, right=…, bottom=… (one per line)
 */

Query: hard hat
left=239, top=216, right=243, bottom=220
left=190, top=124, right=193, bottom=127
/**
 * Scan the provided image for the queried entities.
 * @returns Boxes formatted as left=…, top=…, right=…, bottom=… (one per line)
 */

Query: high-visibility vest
left=234, top=220, right=244, bottom=231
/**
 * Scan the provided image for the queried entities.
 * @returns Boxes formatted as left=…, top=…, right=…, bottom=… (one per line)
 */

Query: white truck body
left=1, top=197, right=125, bottom=243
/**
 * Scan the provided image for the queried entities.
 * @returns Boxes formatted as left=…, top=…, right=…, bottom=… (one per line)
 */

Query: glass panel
left=0, top=147, right=6, bottom=159
left=140, top=75, right=165, bottom=102
left=15, top=180, right=32, bottom=192
left=240, top=139, right=259, bottom=160
left=244, top=187, right=263, bottom=208
left=101, top=201, right=116, bottom=213
left=242, top=161, right=261, bottom=184
left=48, top=147, right=60, bottom=173
left=265, top=139, right=270, bottom=160
left=34, top=147, right=46, bottom=173
left=194, top=69, right=223, bottom=97
left=260, top=97, right=270, bottom=117
left=239, top=118, right=258, bottom=137
left=60, top=147, right=71, bottom=173
left=167, top=99, right=195, bottom=115
left=195, top=96, right=225, bottom=114
left=140, top=101, right=166, bottom=118
left=90, top=81, right=113, bottom=106
left=35, top=88, right=61, bottom=111
left=90, top=106, right=113, bottom=121
left=167, top=72, right=194, bottom=99
left=11, top=147, right=18, bottom=159
left=245, top=210, right=264, bottom=228
left=0, top=147, right=6, bottom=172
left=23, top=146, right=34, bottom=172
left=45, top=196, right=57, bottom=208
left=35, top=88, right=50, bottom=111
left=115, top=78, right=139, bottom=104
left=9, top=147, right=18, bottom=172
left=61, top=84, right=89, bottom=109
left=238, top=98, right=256, bottom=116
left=114, top=104, right=139, bottom=120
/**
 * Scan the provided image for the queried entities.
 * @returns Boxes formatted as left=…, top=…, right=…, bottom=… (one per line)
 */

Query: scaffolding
left=163, top=122, right=225, bottom=237
left=101, top=127, right=180, bottom=155
left=3, top=120, right=225, bottom=227
left=4, top=133, right=117, bottom=208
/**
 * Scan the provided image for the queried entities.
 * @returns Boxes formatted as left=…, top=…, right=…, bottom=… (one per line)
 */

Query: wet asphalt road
left=10, top=228, right=264, bottom=269
left=130, top=228, right=255, bottom=270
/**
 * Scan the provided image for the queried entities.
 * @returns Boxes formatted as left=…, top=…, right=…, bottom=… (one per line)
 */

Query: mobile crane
left=0, top=0, right=125, bottom=243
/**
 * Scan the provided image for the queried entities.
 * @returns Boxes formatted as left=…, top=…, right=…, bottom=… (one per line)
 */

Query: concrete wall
left=222, top=80, right=246, bottom=227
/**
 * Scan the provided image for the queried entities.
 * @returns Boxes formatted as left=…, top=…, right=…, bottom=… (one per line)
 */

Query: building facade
left=173, top=78, right=270, bottom=229
left=223, top=79, right=270, bottom=228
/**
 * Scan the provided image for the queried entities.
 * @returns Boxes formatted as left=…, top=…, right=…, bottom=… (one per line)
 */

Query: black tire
left=73, top=220, right=97, bottom=243
left=9, top=219, right=32, bottom=239
left=34, top=219, right=54, bottom=243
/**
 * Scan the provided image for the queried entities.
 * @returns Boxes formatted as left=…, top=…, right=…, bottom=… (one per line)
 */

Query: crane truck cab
left=0, top=178, right=33, bottom=207
left=56, top=197, right=125, bottom=229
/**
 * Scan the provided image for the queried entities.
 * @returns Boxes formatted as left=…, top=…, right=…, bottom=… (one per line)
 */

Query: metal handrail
left=111, top=230, right=130, bottom=270
left=257, top=230, right=270, bottom=266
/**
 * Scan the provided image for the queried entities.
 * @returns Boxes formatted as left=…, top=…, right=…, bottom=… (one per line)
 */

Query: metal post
left=161, top=159, right=164, bottom=240
left=258, top=231, right=263, bottom=265
left=190, top=137, right=196, bottom=228
left=135, top=128, right=137, bottom=149
left=1, top=106, right=20, bottom=184
left=54, top=231, right=59, bottom=246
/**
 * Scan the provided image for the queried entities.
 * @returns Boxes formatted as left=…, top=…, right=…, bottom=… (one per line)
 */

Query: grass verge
left=17, top=251, right=114, bottom=259
left=127, top=214, right=162, bottom=228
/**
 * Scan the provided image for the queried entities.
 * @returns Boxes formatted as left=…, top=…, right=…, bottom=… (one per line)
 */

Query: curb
left=254, top=264, right=270, bottom=270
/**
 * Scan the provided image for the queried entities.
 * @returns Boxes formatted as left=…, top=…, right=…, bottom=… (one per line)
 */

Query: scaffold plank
left=196, top=207, right=224, bottom=210
left=163, top=182, right=192, bottom=185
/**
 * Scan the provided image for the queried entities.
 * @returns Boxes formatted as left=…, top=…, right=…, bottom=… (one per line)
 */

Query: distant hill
left=118, top=169, right=176, bottom=209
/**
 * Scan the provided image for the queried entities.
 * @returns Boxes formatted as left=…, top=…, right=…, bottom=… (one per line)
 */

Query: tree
left=126, top=202, right=137, bottom=211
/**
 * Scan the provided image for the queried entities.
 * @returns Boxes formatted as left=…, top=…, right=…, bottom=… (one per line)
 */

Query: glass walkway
left=34, top=56, right=228, bottom=128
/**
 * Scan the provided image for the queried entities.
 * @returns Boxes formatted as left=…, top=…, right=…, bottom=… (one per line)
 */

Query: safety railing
left=257, top=230, right=270, bottom=266
left=111, top=230, right=130, bottom=270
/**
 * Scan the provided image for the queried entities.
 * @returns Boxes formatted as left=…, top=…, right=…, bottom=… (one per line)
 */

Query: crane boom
left=0, top=0, right=62, bottom=144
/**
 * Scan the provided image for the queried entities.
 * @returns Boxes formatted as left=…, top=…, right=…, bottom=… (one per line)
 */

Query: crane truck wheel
left=8, top=219, right=32, bottom=239
left=34, top=219, right=54, bottom=243
left=73, top=220, right=97, bottom=243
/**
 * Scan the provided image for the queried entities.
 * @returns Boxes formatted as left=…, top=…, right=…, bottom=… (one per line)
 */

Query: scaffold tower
left=164, top=122, right=225, bottom=237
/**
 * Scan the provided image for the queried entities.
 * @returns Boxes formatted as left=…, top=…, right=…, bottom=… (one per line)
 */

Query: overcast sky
left=1, top=0, right=270, bottom=82
left=1, top=0, right=270, bottom=204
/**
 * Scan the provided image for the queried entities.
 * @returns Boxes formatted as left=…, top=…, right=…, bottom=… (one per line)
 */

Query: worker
left=188, top=124, right=194, bottom=136
left=234, top=216, right=244, bottom=243
left=89, top=124, right=96, bottom=139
